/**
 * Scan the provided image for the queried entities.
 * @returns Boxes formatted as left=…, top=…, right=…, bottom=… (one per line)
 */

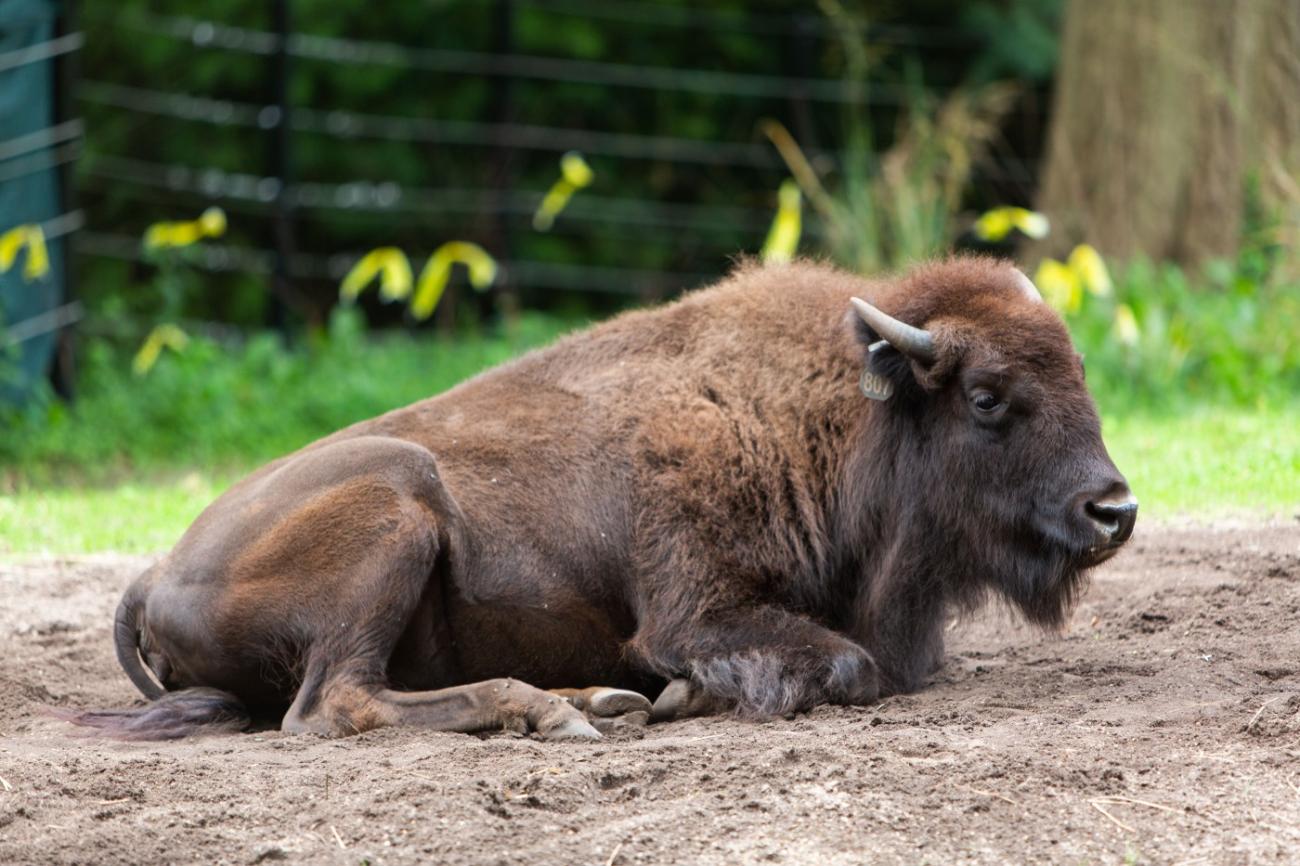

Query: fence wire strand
left=90, top=10, right=918, bottom=104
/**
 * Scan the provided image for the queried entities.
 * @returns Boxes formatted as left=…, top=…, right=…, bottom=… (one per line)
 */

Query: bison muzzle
left=61, top=257, right=1136, bottom=740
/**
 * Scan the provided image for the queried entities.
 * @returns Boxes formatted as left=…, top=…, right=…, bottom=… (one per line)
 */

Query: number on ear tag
left=859, top=368, right=893, bottom=401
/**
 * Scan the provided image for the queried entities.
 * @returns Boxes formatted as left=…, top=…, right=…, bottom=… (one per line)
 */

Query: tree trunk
left=1033, top=0, right=1300, bottom=271
left=1246, top=0, right=1300, bottom=278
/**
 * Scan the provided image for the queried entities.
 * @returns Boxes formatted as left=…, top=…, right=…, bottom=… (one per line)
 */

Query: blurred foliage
left=1065, top=257, right=1300, bottom=414
left=0, top=308, right=579, bottom=484
left=74, top=0, right=1063, bottom=328
left=765, top=82, right=1018, bottom=274
left=957, top=0, right=1062, bottom=82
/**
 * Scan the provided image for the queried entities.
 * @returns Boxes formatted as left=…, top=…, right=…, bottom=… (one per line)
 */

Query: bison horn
left=1011, top=268, right=1043, bottom=302
left=849, top=297, right=936, bottom=364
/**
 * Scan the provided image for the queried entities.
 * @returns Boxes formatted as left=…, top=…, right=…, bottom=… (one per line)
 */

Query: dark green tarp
left=0, top=0, right=67, bottom=405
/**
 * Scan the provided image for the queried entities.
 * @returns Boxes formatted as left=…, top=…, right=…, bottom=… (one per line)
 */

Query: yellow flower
left=197, top=207, right=227, bottom=237
left=0, top=224, right=51, bottom=281
left=1067, top=243, right=1112, bottom=296
left=411, top=242, right=498, bottom=321
left=144, top=207, right=228, bottom=250
left=761, top=179, right=802, bottom=264
left=339, top=248, right=414, bottom=303
left=1033, top=245, right=1113, bottom=313
left=973, top=207, right=1050, bottom=242
left=560, top=152, right=594, bottom=188
left=1034, top=257, right=1082, bottom=314
left=533, top=151, right=594, bottom=232
left=132, top=323, right=190, bottom=375
left=1114, top=303, right=1140, bottom=346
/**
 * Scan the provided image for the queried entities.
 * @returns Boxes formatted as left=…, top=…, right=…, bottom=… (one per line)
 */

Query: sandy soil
left=2, top=521, right=1300, bottom=865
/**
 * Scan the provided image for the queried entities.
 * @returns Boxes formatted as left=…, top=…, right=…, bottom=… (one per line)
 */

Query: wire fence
left=4, top=0, right=1044, bottom=343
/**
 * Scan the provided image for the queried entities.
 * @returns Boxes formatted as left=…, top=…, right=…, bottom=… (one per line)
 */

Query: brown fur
left=63, top=256, right=1133, bottom=738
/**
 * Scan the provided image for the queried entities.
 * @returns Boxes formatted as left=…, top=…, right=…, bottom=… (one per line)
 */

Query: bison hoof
left=539, top=715, right=602, bottom=741
left=649, top=677, right=729, bottom=723
left=585, top=688, right=653, bottom=718
left=650, top=678, right=692, bottom=723
left=591, top=710, right=650, bottom=734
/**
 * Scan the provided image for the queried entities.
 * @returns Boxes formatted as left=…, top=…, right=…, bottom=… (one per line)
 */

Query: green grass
left=3, top=408, right=1295, bottom=557
left=0, top=471, right=234, bottom=556
left=1102, top=407, right=1300, bottom=518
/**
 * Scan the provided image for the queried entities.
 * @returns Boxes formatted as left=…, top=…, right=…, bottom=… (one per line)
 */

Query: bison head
left=849, top=258, right=1136, bottom=627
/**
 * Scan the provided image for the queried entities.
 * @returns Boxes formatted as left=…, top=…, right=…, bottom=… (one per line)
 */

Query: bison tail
left=47, top=580, right=251, bottom=740
left=113, top=578, right=165, bottom=700
left=49, top=688, right=251, bottom=740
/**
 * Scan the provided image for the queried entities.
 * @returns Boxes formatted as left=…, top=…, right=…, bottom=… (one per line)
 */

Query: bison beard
left=60, top=256, right=1134, bottom=739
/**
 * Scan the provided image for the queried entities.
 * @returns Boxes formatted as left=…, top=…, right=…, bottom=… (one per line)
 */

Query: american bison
left=64, top=256, right=1135, bottom=740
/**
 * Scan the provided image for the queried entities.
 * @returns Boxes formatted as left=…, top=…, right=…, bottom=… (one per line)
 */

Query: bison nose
left=1083, top=492, right=1138, bottom=546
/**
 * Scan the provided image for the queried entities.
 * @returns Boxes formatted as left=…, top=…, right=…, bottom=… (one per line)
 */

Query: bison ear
left=848, top=298, right=946, bottom=397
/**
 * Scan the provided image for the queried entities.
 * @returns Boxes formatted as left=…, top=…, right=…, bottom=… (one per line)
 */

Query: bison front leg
left=631, top=605, right=880, bottom=722
left=290, top=679, right=602, bottom=740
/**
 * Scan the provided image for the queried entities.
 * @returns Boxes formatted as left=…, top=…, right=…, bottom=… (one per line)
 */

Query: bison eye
left=970, top=389, right=1005, bottom=416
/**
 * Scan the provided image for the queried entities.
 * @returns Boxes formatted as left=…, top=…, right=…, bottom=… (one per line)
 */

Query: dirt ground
left=2, top=521, right=1300, bottom=866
